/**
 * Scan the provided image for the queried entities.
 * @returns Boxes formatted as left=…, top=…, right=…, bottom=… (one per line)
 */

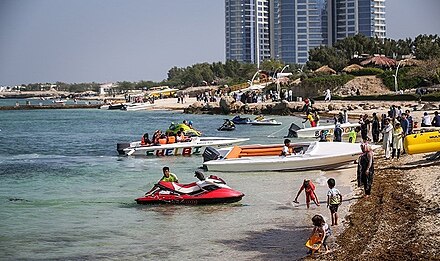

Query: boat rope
left=267, top=125, right=289, bottom=138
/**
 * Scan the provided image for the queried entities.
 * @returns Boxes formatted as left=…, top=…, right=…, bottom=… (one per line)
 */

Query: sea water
left=0, top=109, right=352, bottom=260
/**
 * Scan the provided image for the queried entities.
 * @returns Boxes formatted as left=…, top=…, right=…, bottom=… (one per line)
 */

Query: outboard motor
left=286, top=123, right=300, bottom=138
left=116, top=143, right=131, bottom=155
left=203, top=146, right=220, bottom=162
left=194, top=170, right=205, bottom=181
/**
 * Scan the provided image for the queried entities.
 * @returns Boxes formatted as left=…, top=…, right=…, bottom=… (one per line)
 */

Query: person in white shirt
left=324, top=89, right=331, bottom=102
left=421, top=112, right=432, bottom=127
left=280, top=138, right=292, bottom=156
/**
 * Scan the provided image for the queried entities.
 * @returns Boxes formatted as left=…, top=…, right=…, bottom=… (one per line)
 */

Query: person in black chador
left=357, top=143, right=374, bottom=197
left=371, top=113, right=381, bottom=143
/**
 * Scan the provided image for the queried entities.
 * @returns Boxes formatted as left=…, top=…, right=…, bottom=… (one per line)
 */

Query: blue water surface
left=0, top=108, right=346, bottom=260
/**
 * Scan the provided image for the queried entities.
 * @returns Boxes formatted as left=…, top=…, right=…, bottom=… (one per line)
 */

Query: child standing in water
left=293, top=179, right=320, bottom=208
left=326, top=178, right=342, bottom=226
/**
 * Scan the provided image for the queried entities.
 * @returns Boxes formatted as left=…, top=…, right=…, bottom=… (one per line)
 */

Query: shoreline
left=315, top=151, right=440, bottom=260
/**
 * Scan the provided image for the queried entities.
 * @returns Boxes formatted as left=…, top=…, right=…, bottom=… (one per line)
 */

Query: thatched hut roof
left=342, top=64, right=363, bottom=72
left=360, top=55, right=396, bottom=67
left=315, top=65, right=336, bottom=74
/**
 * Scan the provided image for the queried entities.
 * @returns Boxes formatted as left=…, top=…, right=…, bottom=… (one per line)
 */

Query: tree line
left=19, top=34, right=440, bottom=93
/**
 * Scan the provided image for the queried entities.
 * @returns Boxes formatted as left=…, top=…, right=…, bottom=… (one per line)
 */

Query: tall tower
left=225, top=0, right=271, bottom=66
left=278, top=0, right=329, bottom=64
left=330, top=0, right=386, bottom=43
left=225, top=0, right=386, bottom=64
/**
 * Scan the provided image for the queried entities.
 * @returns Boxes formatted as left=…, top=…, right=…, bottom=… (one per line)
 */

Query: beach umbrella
left=342, top=64, right=364, bottom=72
left=314, top=65, right=336, bottom=74
left=360, top=55, right=397, bottom=68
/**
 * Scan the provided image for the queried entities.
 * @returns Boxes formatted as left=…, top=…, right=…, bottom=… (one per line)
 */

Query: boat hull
left=118, top=137, right=249, bottom=156
left=288, top=123, right=360, bottom=138
left=203, top=142, right=362, bottom=172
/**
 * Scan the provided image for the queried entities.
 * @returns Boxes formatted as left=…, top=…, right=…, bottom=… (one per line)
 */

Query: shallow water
left=0, top=109, right=352, bottom=260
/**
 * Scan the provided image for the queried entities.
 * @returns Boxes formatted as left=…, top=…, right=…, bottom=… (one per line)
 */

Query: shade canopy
left=315, top=65, right=336, bottom=74
left=342, top=64, right=363, bottom=72
left=360, top=55, right=396, bottom=67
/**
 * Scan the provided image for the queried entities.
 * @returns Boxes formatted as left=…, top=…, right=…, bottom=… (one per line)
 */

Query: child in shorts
left=326, top=178, right=342, bottom=226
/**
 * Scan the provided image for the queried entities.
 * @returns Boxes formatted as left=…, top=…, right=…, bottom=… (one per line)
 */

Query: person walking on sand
left=326, top=178, right=342, bottom=226
left=357, top=143, right=374, bottom=197
left=293, top=179, right=320, bottom=208
left=381, top=118, right=393, bottom=160
left=324, top=89, right=331, bottom=102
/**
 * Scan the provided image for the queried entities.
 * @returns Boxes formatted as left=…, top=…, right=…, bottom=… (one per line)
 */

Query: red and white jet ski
left=135, top=171, right=244, bottom=205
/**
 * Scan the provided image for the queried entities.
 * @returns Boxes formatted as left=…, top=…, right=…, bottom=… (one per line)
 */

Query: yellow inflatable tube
left=404, top=131, right=440, bottom=155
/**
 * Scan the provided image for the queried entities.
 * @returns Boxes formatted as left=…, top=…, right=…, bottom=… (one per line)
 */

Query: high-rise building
left=329, top=0, right=386, bottom=42
left=225, top=0, right=386, bottom=64
left=225, top=0, right=271, bottom=65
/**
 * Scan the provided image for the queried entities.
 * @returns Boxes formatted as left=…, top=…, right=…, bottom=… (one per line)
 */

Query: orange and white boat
left=202, top=141, right=364, bottom=172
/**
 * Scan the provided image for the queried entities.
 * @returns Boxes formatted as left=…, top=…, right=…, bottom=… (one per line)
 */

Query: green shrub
left=349, top=68, right=384, bottom=76
left=378, top=68, right=425, bottom=91
left=300, top=74, right=354, bottom=89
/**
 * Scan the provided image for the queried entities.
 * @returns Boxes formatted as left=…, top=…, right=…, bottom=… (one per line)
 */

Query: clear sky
left=0, top=0, right=439, bottom=86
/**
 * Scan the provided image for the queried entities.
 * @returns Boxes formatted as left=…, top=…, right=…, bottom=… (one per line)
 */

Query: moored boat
left=121, top=102, right=154, bottom=111
left=251, top=118, right=282, bottom=126
left=117, top=136, right=249, bottom=156
left=202, top=141, right=364, bottom=172
left=231, top=115, right=252, bottom=125
left=286, top=122, right=360, bottom=138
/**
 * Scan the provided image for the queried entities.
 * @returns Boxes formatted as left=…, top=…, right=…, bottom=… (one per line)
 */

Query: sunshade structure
left=342, top=64, right=363, bottom=72
left=315, top=65, right=337, bottom=74
left=397, top=58, right=422, bottom=67
left=360, top=55, right=396, bottom=68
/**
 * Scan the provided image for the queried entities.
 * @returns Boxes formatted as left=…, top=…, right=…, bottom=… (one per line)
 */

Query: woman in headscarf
left=357, top=143, right=374, bottom=197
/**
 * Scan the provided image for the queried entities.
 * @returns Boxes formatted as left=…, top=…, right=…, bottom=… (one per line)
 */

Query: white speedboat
left=202, top=141, right=364, bottom=172
left=286, top=122, right=360, bottom=138
left=117, top=137, right=249, bottom=156
left=251, top=118, right=282, bottom=126
left=121, top=102, right=154, bottom=111
left=100, top=103, right=124, bottom=110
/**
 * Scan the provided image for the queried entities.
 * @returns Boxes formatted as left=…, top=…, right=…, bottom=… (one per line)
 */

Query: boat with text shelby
left=117, top=137, right=249, bottom=156
left=286, top=122, right=360, bottom=138
left=202, top=141, right=364, bottom=172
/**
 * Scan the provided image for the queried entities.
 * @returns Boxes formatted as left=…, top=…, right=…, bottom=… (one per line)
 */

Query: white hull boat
left=202, top=141, right=364, bottom=172
left=287, top=122, right=360, bottom=138
left=122, top=102, right=154, bottom=111
left=117, top=137, right=249, bottom=156
left=251, top=119, right=282, bottom=126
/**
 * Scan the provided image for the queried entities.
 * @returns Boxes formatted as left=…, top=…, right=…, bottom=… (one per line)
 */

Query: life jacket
left=167, top=136, right=176, bottom=144
left=158, top=138, right=167, bottom=145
